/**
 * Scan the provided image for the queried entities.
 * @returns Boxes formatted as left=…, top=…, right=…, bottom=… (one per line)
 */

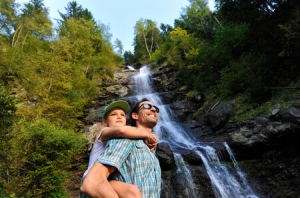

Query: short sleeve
left=98, top=138, right=132, bottom=170
left=96, top=127, right=108, bottom=143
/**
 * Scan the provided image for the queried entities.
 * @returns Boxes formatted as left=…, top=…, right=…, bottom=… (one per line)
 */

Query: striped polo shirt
left=98, top=138, right=161, bottom=198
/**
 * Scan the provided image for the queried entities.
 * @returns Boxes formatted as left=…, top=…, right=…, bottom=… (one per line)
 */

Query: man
left=80, top=98, right=161, bottom=198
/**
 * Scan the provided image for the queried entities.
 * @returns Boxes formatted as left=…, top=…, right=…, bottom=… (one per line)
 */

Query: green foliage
left=114, top=38, right=124, bottom=56
left=0, top=0, right=18, bottom=36
left=278, top=7, right=300, bottom=81
left=133, top=18, right=163, bottom=65
left=231, top=80, right=300, bottom=121
left=0, top=84, right=16, bottom=197
left=175, top=0, right=213, bottom=40
left=150, top=0, right=300, bottom=112
left=20, top=0, right=53, bottom=38
left=0, top=84, right=16, bottom=129
left=58, top=17, right=121, bottom=79
left=7, top=16, right=120, bottom=128
left=58, top=1, right=96, bottom=28
left=7, top=119, right=85, bottom=197
left=124, top=50, right=134, bottom=66
left=160, top=23, right=173, bottom=39
left=0, top=1, right=123, bottom=197
left=151, top=27, right=199, bottom=69
left=213, top=23, right=250, bottom=62
left=219, top=52, right=267, bottom=98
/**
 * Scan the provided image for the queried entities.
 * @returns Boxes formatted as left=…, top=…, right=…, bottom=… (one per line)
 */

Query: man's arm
left=81, top=139, right=132, bottom=197
left=80, top=161, right=118, bottom=198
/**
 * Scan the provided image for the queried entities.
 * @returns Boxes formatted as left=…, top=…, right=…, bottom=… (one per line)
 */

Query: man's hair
left=129, top=98, right=150, bottom=126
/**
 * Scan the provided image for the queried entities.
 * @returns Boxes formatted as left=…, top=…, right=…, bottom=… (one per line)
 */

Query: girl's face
left=102, top=108, right=126, bottom=127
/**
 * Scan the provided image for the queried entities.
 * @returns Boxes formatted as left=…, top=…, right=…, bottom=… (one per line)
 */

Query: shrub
left=6, top=119, right=85, bottom=197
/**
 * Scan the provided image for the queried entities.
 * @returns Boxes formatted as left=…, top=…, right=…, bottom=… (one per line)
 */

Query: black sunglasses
left=138, top=103, right=160, bottom=113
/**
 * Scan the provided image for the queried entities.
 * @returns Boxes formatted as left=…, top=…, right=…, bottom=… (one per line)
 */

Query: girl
left=81, top=100, right=158, bottom=198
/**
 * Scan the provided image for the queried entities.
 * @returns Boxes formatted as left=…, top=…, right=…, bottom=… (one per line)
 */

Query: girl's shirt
left=83, top=127, right=107, bottom=178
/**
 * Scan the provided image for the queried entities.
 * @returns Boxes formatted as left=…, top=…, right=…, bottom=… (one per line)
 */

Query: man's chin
left=146, top=121, right=157, bottom=128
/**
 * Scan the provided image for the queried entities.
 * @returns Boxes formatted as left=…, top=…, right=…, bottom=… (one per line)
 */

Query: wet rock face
left=282, top=107, right=300, bottom=123
left=81, top=66, right=300, bottom=198
left=150, top=68, right=300, bottom=197
left=237, top=140, right=300, bottom=198
left=206, top=100, right=235, bottom=131
left=156, top=142, right=176, bottom=171
left=223, top=116, right=296, bottom=158
left=161, top=165, right=215, bottom=198
left=80, top=68, right=137, bottom=125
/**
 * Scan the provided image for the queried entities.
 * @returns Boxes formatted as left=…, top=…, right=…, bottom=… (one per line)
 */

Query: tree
left=0, top=83, right=16, bottom=195
left=151, top=27, right=198, bottom=67
left=20, top=0, right=52, bottom=40
left=133, top=18, right=162, bottom=65
left=58, top=1, right=95, bottom=28
left=175, top=0, right=214, bottom=40
left=57, top=1, right=121, bottom=79
left=277, top=1, right=300, bottom=81
left=0, top=0, right=19, bottom=36
left=160, top=23, right=174, bottom=39
left=124, top=50, right=134, bottom=66
left=8, top=119, right=85, bottom=197
left=3, top=0, right=53, bottom=82
left=114, top=38, right=124, bottom=56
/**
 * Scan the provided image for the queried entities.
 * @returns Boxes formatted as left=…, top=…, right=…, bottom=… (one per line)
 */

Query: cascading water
left=126, top=66, right=259, bottom=198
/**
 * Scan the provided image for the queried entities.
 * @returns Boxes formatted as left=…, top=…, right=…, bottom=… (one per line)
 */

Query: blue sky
left=16, top=0, right=215, bottom=52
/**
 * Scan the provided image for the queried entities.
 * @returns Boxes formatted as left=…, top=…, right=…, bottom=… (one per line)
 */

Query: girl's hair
left=87, top=123, right=106, bottom=150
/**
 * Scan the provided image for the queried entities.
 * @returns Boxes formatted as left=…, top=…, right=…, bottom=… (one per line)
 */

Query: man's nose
left=150, top=106, right=157, bottom=112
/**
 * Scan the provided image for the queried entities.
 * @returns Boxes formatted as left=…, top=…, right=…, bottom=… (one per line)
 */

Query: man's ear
left=131, top=112, right=138, bottom=119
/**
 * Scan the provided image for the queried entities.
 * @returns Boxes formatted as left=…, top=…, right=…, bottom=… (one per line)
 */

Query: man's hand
left=144, top=133, right=158, bottom=152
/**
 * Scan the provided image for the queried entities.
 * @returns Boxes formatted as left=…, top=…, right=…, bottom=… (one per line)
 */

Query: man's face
left=136, top=101, right=159, bottom=127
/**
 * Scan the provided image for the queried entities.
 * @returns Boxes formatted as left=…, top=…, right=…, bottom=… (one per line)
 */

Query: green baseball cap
left=102, top=100, right=130, bottom=118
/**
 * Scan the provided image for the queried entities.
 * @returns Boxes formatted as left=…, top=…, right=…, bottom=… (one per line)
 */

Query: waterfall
left=126, top=66, right=259, bottom=198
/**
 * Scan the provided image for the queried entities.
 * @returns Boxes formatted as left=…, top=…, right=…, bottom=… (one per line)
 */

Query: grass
left=231, top=80, right=300, bottom=121
left=193, top=80, right=300, bottom=122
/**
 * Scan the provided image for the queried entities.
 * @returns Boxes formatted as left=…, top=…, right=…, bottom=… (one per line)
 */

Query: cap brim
left=103, top=100, right=130, bottom=117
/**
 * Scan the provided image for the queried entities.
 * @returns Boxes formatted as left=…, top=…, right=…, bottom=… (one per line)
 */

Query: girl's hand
left=144, top=133, right=158, bottom=152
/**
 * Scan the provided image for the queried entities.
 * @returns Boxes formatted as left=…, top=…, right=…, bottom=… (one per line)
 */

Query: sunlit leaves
left=175, top=0, right=213, bottom=40
left=20, top=0, right=52, bottom=39
left=0, top=1, right=123, bottom=197
left=9, top=119, right=84, bottom=197
left=134, top=18, right=162, bottom=64
left=0, top=83, right=16, bottom=195
left=114, top=38, right=124, bottom=56
left=151, top=27, right=198, bottom=67
left=0, top=0, right=19, bottom=36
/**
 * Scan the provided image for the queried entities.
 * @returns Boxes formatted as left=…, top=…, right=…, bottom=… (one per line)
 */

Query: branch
left=265, top=87, right=300, bottom=89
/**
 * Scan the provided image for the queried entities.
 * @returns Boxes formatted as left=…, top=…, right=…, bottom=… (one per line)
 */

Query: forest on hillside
left=1, top=0, right=299, bottom=197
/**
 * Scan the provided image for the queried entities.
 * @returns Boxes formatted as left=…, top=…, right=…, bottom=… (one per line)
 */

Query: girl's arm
left=99, top=126, right=152, bottom=142
left=99, top=125, right=158, bottom=151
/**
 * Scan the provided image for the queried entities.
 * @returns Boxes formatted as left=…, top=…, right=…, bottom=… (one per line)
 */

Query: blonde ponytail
left=87, top=123, right=105, bottom=150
